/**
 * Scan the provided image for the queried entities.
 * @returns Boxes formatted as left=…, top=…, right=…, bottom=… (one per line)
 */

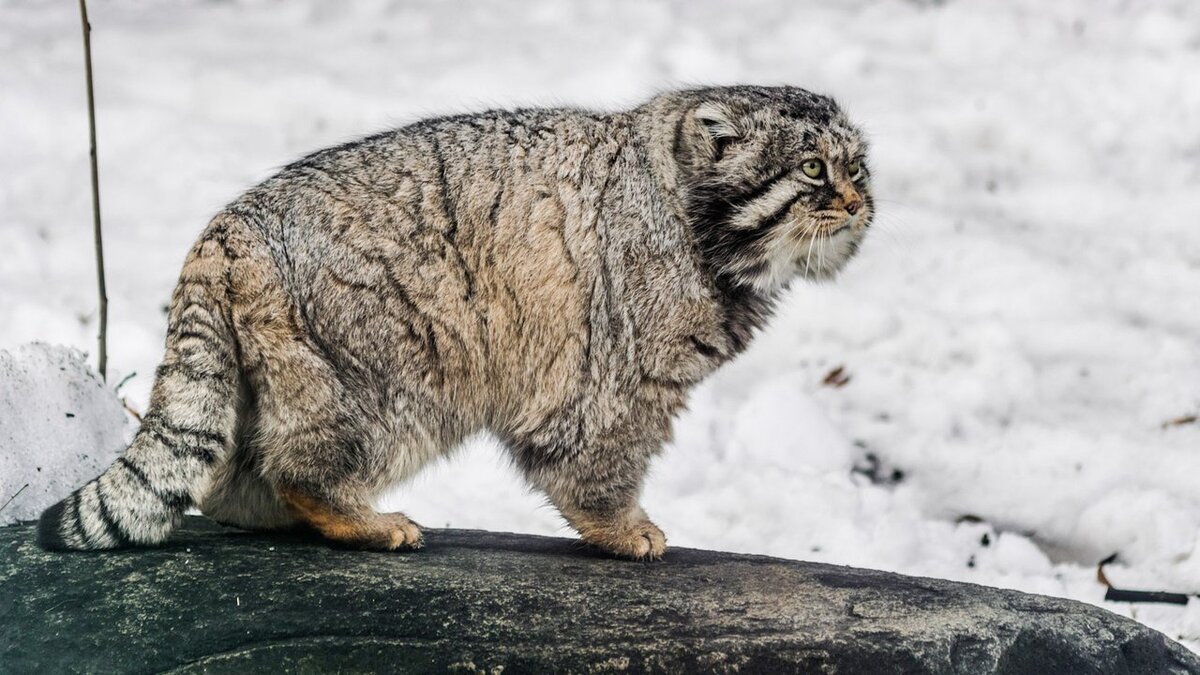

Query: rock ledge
left=1, top=517, right=1196, bottom=673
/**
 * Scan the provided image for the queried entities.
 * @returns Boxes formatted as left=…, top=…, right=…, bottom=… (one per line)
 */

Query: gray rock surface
left=1, top=517, right=1196, bottom=674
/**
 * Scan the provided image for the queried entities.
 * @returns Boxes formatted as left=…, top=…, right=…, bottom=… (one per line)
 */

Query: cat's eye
left=801, top=159, right=825, bottom=180
left=848, top=158, right=863, bottom=178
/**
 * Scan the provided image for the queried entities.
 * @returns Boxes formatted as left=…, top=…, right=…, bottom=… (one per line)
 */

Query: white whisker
left=817, top=230, right=827, bottom=279
left=803, top=222, right=818, bottom=279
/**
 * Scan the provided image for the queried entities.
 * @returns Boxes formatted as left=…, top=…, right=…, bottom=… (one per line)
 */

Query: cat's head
left=666, top=86, right=873, bottom=292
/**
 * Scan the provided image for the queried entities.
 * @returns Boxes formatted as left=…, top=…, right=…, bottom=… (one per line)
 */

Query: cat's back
left=213, top=106, right=644, bottom=422
left=232, top=107, right=625, bottom=271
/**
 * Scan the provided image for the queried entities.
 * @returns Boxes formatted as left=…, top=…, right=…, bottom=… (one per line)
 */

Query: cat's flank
left=38, top=86, right=873, bottom=559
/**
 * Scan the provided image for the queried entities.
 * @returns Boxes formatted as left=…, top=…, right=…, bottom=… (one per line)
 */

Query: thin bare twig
left=1162, top=414, right=1197, bottom=429
left=0, top=484, right=29, bottom=515
left=122, top=397, right=144, bottom=423
left=79, top=0, right=108, bottom=381
left=1097, top=554, right=1193, bottom=605
left=113, top=370, right=136, bottom=393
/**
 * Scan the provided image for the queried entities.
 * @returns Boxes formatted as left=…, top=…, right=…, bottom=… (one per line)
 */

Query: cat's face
left=677, top=87, right=873, bottom=292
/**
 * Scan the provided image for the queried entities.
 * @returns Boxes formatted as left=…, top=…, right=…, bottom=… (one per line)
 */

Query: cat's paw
left=582, top=518, right=667, bottom=561
left=378, top=512, right=424, bottom=551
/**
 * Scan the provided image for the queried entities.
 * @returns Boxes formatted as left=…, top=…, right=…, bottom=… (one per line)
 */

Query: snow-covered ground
left=2, top=0, right=1198, bottom=651
left=0, top=344, right=127, bottom=524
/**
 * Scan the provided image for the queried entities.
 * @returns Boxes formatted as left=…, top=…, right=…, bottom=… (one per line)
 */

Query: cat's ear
left=694, top=102, right=742, bottom=161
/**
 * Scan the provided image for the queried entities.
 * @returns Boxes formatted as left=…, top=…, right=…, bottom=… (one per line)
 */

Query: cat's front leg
left=513, top=438, right=666, bottom=560
left=561, top=501, right=666, bottom=561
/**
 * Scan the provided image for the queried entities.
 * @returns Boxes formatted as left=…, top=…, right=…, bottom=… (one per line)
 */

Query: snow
left=0, top=344, right=127, bottom=525
left=2, top=0, right=1198, bottom=651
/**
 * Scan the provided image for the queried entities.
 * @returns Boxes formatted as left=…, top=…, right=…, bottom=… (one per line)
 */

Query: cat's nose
left=845, top=198, right=863, bottom=215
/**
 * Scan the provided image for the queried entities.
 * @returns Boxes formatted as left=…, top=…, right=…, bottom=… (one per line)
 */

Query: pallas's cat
left=39, top=86, right=873, bottom=559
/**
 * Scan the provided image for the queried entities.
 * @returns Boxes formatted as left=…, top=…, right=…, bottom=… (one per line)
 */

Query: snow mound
left=0, top=344, right=128, bottom=525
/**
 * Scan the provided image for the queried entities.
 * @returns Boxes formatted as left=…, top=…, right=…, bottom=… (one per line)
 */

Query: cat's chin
left=794, top=230, right=860, bottom=284
left=797, top=265, right=843, bottom=284
left=734, top=243, right=856, bottom=293
left=794, top=263, right=846, bottom=286
left=743, top=258, right=845, bottom=293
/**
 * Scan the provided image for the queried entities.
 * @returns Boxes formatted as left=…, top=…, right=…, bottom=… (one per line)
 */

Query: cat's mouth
left=813, top=210, right=866, bottom=240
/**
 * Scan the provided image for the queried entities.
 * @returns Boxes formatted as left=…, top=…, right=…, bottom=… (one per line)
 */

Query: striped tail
left=38, top=231, right=242, bottom=551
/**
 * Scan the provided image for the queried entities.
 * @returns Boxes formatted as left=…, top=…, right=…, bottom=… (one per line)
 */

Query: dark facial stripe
left=689, top=187, right=778, bottom=282
left=725, top=168, right=793, bottom=212
left=690, top=166, right=802, bottom=239
left=754, top=192, right=805, bottom=232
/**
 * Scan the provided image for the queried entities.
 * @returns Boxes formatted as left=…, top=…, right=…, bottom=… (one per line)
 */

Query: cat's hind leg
left=249, top=375, right=451, bottom=551
left=258, top=410, right=438, bottom=551
left=234, top=271, right=459, bottom=551
left=277, top=486, right=423, bottom=551
left=199, top=440, right=299, bottom=532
